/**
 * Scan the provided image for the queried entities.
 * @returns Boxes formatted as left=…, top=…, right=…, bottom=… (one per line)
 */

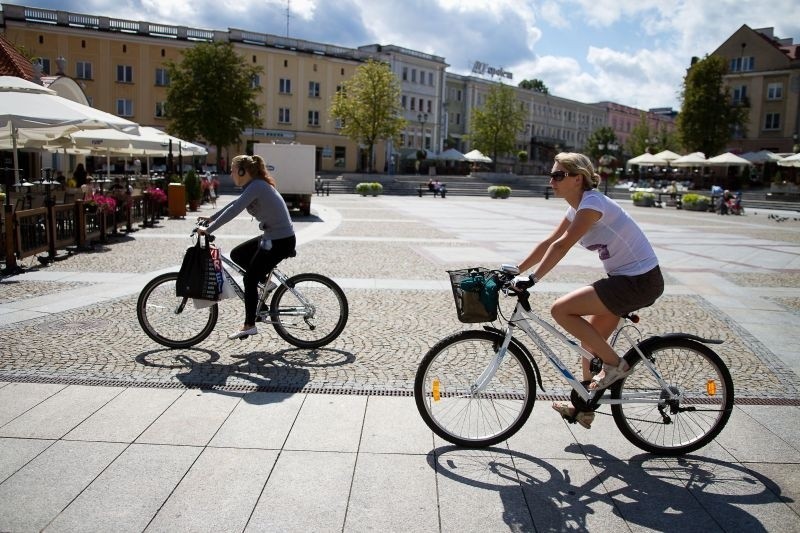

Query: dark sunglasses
left=548, top=170, right=573, bottom=181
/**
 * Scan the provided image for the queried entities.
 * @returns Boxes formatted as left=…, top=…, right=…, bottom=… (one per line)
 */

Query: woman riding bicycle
left=198, top=154, right=296, bottom=340
left=515, top=152, right=664, bottom=428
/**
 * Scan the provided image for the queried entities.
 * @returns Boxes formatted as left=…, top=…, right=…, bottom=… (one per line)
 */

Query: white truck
left=253, top=143, right=315, bottom=216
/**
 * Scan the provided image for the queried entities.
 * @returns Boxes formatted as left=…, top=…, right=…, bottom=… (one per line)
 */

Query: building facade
left=712, top=25, right=800, bottom=154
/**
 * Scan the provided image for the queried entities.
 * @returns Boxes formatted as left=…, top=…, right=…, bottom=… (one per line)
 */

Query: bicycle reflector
left=432, top=379, right=441, bottom=402
left=706, top=379, right=716, bottom=396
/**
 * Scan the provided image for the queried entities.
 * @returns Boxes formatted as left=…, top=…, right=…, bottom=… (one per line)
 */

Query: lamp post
left=598, top=141, right=619, bottom=195
left=417, top=112, right=428, bottom=150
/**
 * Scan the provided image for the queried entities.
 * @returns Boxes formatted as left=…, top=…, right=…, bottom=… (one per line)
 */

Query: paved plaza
left=1, top=192, right=799, bottom=531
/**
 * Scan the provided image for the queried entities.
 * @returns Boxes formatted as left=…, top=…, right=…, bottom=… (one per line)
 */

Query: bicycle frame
left=216, top=254, right=315, bottom=322
left=481, top=298, right=677, bottom=405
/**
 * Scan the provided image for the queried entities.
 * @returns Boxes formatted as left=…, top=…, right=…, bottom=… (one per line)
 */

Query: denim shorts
left=592, top=266, right=664, bottom=316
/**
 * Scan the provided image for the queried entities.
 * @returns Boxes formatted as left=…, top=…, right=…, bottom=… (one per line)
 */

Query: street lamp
left=417, top=112, right=428, bottom=150
left=598, top=141, right=619, bottom=195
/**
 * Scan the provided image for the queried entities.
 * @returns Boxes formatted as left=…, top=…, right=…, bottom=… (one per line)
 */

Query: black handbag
left=176, top=235, right=220, bottom=300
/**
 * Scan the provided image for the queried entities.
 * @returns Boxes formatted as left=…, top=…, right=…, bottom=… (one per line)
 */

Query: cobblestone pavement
left=1, top=194, right=799, bottom=401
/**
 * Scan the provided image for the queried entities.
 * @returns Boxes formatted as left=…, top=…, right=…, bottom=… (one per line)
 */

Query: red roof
left=0, top=34, right=36, bottom=79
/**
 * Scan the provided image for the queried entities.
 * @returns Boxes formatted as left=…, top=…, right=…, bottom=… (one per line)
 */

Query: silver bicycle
left=414, top=265, right=734, bottom=455
left=137, top=232, right=348, bottom=350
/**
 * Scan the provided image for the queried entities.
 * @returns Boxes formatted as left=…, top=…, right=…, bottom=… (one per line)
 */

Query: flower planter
left=682, top=202, right=710, bottom=211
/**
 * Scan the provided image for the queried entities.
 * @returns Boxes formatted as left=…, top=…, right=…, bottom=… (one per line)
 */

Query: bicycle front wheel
left=414, top=330, right=536, bottom=448
left=268, top=273, right=348, bottom=349
left=611, top=337, right=734, bottom=455
left=136, top=272, right=218, bottom=348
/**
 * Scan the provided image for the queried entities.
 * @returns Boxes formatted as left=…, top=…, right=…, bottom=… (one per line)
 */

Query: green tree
left=469, top=83, right=526, bottom=168
left=165, top=42, right=261, bottom=169
left=677, top=55, right=747, bottom=156
left=626, top=113, right=655, bottom=156
left=518, top=79, right=549, bottom=94
left=329, top=59, right=406, bottom=173
left=586, top=126, right=620, bottom=162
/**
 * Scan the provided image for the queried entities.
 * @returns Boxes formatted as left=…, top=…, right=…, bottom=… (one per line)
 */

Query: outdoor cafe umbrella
left=653, top=150, right=682, bottom=163
left=777, top=153, right=800, bottom=167
left=741, top=150, right=783, bottom=164
left=0, top=75, right=139, bottom=184
left=437, top=148, right=467, bottom=161
left=671, top=152, right=707, bottom=167
left=625, top=152, right=668, bottom=168
left=464, top=149, right=492, bottom=163
left=706, top=152, right=753, bottom=166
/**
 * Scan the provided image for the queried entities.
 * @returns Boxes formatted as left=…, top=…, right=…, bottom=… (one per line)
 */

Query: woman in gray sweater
left=199, top=154, right=296, bottom=339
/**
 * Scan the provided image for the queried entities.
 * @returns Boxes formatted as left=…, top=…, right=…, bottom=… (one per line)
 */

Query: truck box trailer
left=253, top=143, right=315, bottom=216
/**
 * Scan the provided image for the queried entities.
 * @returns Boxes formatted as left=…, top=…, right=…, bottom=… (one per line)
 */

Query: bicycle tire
left=414, top=330, right=536, bottom=447
left=610, top=337, right=734, bottom=455
left=268, top=273, right=348, bottom=349
left=136, top=272, right=218, bottom=348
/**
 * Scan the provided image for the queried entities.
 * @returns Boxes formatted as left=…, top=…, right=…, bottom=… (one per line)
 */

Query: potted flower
left=488, top=185, right=511, bottom=199
left=681, top=193, right=711, bottom=211
left=85, top=193, right=117, bottom=214
left=631, top=191, right=656, bottom=207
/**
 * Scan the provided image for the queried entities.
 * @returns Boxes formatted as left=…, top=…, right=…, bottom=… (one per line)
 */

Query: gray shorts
left=592, top=266, right=664, bottom=316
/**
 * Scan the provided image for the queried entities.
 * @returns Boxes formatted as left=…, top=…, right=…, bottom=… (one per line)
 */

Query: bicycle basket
left=448, top=267, right=499, bottom=323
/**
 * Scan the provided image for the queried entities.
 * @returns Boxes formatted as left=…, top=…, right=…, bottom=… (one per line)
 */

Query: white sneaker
left=228, top=326, right=258, bottom=340
left=590, top=359, right=632, bottom=390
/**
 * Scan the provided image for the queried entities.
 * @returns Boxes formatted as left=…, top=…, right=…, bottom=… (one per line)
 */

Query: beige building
left=712, top=25, right=800, bottom=154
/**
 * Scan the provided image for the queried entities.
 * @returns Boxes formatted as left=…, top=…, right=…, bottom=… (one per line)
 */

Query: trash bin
left=167, top=183, right=186, bottom=218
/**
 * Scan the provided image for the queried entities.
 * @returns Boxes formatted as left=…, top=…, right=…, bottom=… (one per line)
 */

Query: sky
left=5, top=0, right=800, bottom=111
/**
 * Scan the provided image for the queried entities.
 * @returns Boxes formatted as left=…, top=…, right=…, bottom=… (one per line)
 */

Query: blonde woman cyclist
left=514, top=152, right=664, bottom=428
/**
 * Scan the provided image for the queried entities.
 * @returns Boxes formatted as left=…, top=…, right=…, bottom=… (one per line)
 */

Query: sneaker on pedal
left=227, top=326, right=258, bottom=340
left=552, top=402, right=595, bottom=429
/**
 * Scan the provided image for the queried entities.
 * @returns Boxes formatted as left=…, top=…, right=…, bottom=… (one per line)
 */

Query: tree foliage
left=518, top=78, right=549, bottom=94
left=329, top=59, right=406, bottom=172
left=677, top=55, right=747, bottom=156
left=165, top=42, right=261, bottom=167
left=585, top=126, right=620, bottom=161
left=469, top=84, right=526, bottom=168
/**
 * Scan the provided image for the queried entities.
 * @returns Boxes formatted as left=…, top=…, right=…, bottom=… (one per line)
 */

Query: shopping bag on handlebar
left=176, top=234, right=220, bottom=301
left=448, top=268, right=499, bottom=323
left=191, top=244, right=235, bottom=309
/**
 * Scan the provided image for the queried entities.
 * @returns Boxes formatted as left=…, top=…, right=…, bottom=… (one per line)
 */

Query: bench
left=656, top=192, right=683, bottom=208
left=417, top=183, right=446, bottom=198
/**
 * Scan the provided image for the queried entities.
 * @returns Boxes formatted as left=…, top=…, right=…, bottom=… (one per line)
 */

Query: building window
left=155, top=101, right=167, bottom=118
left=732, top=85, right=747, bottom=104
left=456, top=113, right=461, bottom=126
left=767, top=82, right=783, bottom=100
left=411, top=69, right=416, bottom=83
left=410, top=97, right=415, bottom=111
left=764, top=112, right=780, bottom=130
left=278, top=107, right=291, bottom=124
left=334, top=146, right=346, bottom=168
left=334, top=118, right=344, bottom=129
left=251, top=74, right=261, bottom=88
left=401, top=95, right=407, bottom=109
left=155, top=68, right=169, bottom=86
left=117, top=99, right=133, bottom=117
left=730, top=56, right=754, bottom=72
left=428, top=72, right=433, bottom=86
left=457, top=89, right=462, bottom=101
left=308, top=110, right=320, bottom=126
left=279, top=78, right=292, bottom=94
left=76, top=61, right=92, bottom=80
left=116, top=65, right=133, bottom=83
left=36, top=58, right=50, bottom=75
left=427, top=100, right=432, bottom=113
left=402, top=67, right=408, bottom=81
left=284, top=60, right=288, bottom=67
left=308, top=81, right=320, bottom=98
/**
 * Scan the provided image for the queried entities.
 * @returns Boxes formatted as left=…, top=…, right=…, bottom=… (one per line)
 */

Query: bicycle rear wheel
left=268, top=273, right=348, bottom=349
left=610, top=337, right=734, bottom=455
left=414, top=330, right=536, bottom=447
left=136, top=272, right=218, bottom=348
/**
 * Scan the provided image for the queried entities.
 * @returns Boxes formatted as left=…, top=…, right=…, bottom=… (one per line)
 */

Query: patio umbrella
left=741, top=150, right=783, bottom=164
left=0, top=75, right=139, bottom=183
left=437, top=148, right=467, bottom=161
left=464, top=149, right=492, bottom=163
left=777, top=153, right=800, bottom=167
left=625, top=152, right=668, bottom=168
left=671, top=152, right=707, bottom=167
left=706, top=152, right=753, bottom=166
left=653, top=150, right=682, bottom=162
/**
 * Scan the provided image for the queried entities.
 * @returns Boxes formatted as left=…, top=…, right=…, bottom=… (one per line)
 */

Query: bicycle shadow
left=428, top=443, right=792, bottom=532
left=135, top=346, right=355, bottom=402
